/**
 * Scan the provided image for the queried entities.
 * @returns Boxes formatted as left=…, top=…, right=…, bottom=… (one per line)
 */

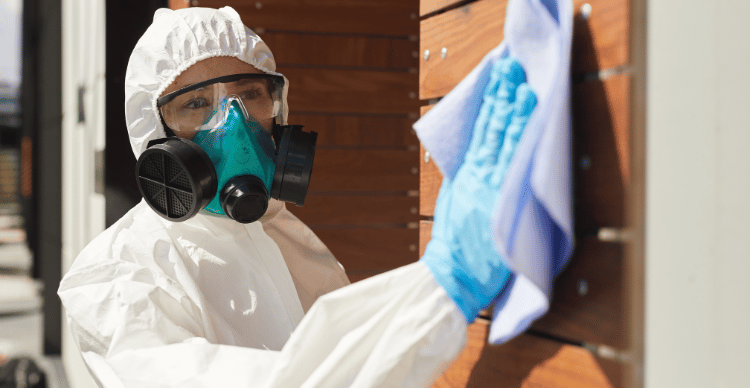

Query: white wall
left=646, top=0, right=750, bottom=386
left=61, top=0, right=106, bottom=386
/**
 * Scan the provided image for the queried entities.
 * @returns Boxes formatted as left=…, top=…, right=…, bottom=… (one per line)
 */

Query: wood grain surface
left=419, top=219, right=432, bottom=257
left=313, top=228, right=419, bottom=274
left=421, top=0, right=467, bottom=17
left=281, top=67, right=420, bottom=115
left=532, top=239, right=626, bottom=349
left=420, top=144, right=443, bottom=216
left=198, top=0, right=419, bottom=36
left=420, top=0, right=630, bottom=99
left=420, top=0, right=505, bottom=100
left=168, top=0, right=189, bottom=10
left=288, top=114, right=419, bottom=146
left=571, top=0, right=630, bottom=73
left=309, top=149, right=419, bottom=192
left=259, top=32, right=418, bottom=70
left=288, top=195, right=419, bottom=225
left=431, top=319, right=624, bottom=387
left=574, top=74, right=630, bottom=231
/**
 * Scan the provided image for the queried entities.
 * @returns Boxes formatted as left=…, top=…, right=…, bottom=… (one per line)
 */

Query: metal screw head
left=408, top=92, right=417, bottom=99
left=409, top=244, right=417, bottom=252
left=255, top=1, right=263, bottom=9
left=412, top=50, right=419, bottom=58
left=424, top=151, right=430, bottom=163
left=410, top=12, right=417, bottom=20
left=411, top=167, right=419, bottom=175
left=410, top=206, right=418, bottom=214
left=581, top=3, right=592, bottom=20
left=577, top=279, right=589, bottom=296
left=580, top=155, right=592, bottom=170
left=424, top=49, right=430, bottom=61
left=441, top=47, right=447, bottom=59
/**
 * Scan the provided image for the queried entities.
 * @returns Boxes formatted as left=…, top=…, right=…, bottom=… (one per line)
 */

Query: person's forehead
left=162, top=57, right=262, bottom=95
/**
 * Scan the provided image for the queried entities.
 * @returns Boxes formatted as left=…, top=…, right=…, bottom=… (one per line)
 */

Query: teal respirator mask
left=135, top=73, right=316, bottom=223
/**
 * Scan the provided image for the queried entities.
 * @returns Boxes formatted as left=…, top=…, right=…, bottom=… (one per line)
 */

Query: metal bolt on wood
left=424, top=50, right=430, bottom=61
left=441, top=47, right=447, bottom=59
left=424, top=151, right=430, bottom=163
left=577, top=279, right=589, bottom=296
left=581, top=3, right=592, bottom=20
left=580, top=155, right=592, bottom=170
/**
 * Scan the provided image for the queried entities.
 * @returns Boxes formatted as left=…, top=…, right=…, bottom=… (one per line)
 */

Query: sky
left=0, top=0, right=22, bottom=87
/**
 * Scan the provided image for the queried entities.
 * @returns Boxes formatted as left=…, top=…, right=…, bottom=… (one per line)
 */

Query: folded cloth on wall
left=413, top=0, right=574, bottom=344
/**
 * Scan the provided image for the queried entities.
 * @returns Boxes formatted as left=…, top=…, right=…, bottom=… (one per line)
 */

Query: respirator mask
left=135, top=73, right=317, bottom=223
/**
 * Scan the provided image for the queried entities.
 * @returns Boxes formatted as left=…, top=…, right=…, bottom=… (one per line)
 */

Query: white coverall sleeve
left=60, top=262, right=467, bottom=388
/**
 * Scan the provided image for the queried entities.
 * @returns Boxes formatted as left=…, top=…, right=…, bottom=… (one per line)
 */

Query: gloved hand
left=420, top=57, right=537, bottom=322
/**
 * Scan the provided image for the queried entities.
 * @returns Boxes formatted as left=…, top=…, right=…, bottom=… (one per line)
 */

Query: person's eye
left=239, top=87, right=263, bottom=100
left=183, top=98, right=210, bottom=109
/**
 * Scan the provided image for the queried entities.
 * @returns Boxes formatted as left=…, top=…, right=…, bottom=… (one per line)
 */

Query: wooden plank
left=532, top=239, right=626, bottom=349
left=432, top=320, right=625, bottom=387
left=198, top=0, right=419, bottom=36
left=258, top=32, right=418, bottom=69
left=420, top=0, right=505, bottom=100
left=168, top=0, right=189, bottom=9
left=288, top=114, right=419, bottom=146
left=574, top=74, right=630, bottom=230
left=287, top=195, right=419, bottom=225
left=421, top=0, right=466, bottom=17
left=418, top=75, right=629, bottom=218
left=314, top=228, right=419, bottom=274
left=419, top=220, right=432, bottom=257
left=309, top=149, right=419, bottom=192
left=281, top=67, right=421, bottom=115
left=420, top=144, right=443, bottom=216
left=571, top=0, right=630, bottom=74
left=420, top=0, right=629, bottom=99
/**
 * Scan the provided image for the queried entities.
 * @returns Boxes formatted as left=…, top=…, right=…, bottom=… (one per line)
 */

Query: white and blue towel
left=414, top=0, right=574, bottom=344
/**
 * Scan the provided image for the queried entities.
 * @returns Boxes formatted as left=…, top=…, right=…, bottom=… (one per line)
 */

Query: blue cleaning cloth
left=420, top=58, right=537, bottom=322
left=414, top=0, right=575, bottom=344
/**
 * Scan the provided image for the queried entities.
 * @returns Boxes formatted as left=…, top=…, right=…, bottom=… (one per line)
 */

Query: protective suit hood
left=124, top=6, right=289, bottom=159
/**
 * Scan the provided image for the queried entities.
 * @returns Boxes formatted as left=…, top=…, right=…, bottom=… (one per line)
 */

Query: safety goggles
left=157, top=73, right=285, bottom=133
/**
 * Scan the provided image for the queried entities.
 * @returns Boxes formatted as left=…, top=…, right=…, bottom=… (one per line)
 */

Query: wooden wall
left=179, top=0, right=423, bottom=282
left=419, top=0, right=634, bottom=386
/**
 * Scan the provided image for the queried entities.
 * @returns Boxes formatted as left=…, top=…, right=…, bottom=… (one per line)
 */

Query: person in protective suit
left=58, top=6, right=536, bottom=387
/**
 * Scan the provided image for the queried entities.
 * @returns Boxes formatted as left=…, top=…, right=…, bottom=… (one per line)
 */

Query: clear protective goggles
left=157, top=73, right=285, bottom=134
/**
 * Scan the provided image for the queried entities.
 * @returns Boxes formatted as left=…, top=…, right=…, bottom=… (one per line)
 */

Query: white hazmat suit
left=59, top=7, right=467, bottom=387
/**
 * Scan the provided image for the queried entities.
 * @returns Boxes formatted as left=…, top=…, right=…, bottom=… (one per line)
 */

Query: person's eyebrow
left=233, top=78, right=265, bottom=86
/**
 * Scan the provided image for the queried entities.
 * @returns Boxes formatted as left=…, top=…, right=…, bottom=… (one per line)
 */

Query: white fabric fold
left=413, top=0, right=575, bottom=344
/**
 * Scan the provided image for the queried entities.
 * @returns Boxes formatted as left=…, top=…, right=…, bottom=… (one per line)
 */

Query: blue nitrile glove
left=420, top=57, right=537, bottom=322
